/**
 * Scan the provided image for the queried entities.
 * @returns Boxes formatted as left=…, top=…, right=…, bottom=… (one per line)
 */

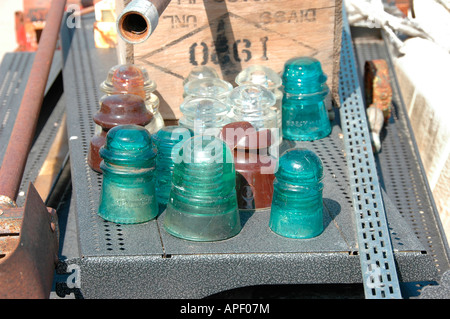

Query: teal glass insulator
left=98, top=125, right=158, bottom=224
left=163, top=135, right=241, bottom=241
left=179, top=96, right=230, bottom=136
left=269, top=148, right=324, bottom=239
left=281, top=57, right=331, bottom=141
left=153, top=126, right=193, bottom=208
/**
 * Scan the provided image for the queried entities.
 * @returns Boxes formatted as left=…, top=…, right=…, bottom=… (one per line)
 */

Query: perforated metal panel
left=338, top=15, right=402, bottom=298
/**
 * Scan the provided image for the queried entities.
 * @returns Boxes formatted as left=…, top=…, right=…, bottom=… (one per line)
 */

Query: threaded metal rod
left=117, top=0, right=172, bottom=44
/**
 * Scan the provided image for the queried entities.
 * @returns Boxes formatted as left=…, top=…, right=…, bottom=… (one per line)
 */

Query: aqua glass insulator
left=98, top=125, right=158, bottom=224
left=228, top=84, right=277, bottom=132
left=99, top=63, right=165, bottom=134
left=281, top=57, right=331, bottom=141
left=153, top=126, right=193, bottom=207
left=183, top=78, right=233, bottom=102
left=269, top=148, right=324, bottom=239
left=235, top=65, right=283, bottom=130
left=163, top=135, right=241, bottom=241
left=183, top=66, right=219, bottom=86
left=179, top=96, right=230, bottom=136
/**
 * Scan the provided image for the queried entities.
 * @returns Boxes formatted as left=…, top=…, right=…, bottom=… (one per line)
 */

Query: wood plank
left=33, top=114, right=68, bottom=202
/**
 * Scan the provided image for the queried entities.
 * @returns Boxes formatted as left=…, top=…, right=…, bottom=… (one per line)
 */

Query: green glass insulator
left=269, top=148, right=324, bottom=239
left=98, top=124, right=158, bottom=224
left=153, top=126, right=193, bottom=208
left=163, top=135, right=241, bottom=241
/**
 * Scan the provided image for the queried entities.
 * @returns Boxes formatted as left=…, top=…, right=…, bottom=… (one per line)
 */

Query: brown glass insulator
left=220, top=121, right=277, bottom=210
left=88, top=94, right=153, bottom=173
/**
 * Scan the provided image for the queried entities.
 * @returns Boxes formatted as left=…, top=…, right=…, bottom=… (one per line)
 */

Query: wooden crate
left=116, top=0, right=343, bottom=121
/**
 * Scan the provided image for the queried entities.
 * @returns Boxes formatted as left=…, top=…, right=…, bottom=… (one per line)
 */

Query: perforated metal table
left=1, top=7, right=446, bottom=300
left=45, top=9, right=449, bottom=299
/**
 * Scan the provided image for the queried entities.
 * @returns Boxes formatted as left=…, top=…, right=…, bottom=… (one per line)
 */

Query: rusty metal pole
left=117, top=0, right=172, bottom=44
left=0, top=0, right=67, bottom=206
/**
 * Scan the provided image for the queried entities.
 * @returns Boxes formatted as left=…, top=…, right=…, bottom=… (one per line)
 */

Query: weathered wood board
left=116, top=0, right=342, bottom=121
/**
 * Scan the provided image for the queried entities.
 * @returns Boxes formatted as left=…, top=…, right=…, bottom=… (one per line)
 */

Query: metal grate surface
left=0, top=52, right=64, bottom=206
left=0, top=53, right=34, bottom=161
left=338, top=13, right=402, bottom=299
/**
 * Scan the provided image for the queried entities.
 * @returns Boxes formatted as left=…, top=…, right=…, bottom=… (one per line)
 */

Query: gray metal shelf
left=52, top=10, right=444, bottom=299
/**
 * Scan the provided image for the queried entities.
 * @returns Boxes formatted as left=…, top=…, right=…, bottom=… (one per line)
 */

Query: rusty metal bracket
left=0, top=183, right=59, bottom=299
left=364, top=59, right=393, bottom=122
left=364, top=59, right=393, bottom=153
